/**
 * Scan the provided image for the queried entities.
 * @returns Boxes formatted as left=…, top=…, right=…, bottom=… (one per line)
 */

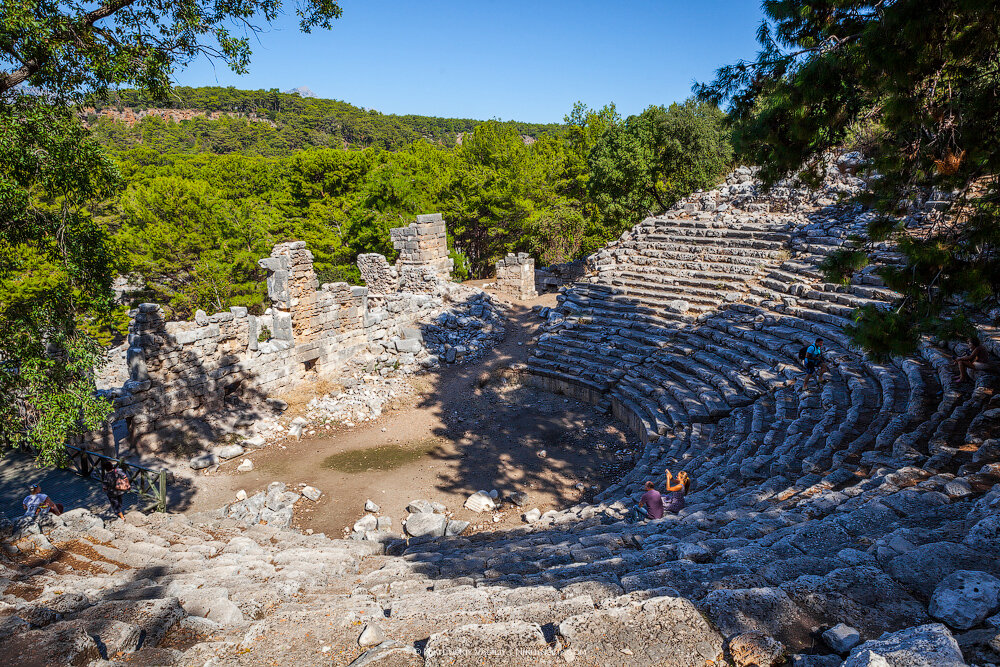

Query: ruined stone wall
left=357, top=254, right=399, bottom=295
left=390, top=214, right=453, bottom=293
left=109, top=235, right=455, bottom=449
left=495, top=253, right=538, bottom=300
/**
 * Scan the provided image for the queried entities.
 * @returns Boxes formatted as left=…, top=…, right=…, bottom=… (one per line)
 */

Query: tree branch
left=0, top=0, right=140, bottom=94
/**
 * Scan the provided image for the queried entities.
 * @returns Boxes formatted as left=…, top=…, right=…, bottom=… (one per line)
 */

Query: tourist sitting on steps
left=22, top=484, right=63, bottom=518
left=800, top=337, right=829, bottom=393
left=628, top=481, right=664, bottom=522
left=954, top=336, right=990, bottom=383
left=663, top=470, right=689, bottom=513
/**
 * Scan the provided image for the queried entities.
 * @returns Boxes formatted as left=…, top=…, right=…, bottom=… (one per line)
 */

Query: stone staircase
left=2, top=163, right=999, bottom=666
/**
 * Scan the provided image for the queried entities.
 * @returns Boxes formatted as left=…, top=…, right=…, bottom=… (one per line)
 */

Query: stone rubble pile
left=418, top=291, right=505, bottom=365
left=222, top=481, right=322, bottom=529
left=302, top=375, right=411, bottom=429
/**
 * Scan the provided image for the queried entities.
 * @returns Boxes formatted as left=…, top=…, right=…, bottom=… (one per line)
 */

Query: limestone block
left=272, top=311, right=293, bottom=341
left=126, top=346, right=149, bottom=382
left=843, top=623, right=964, bottom=667
left=929, top=570, right=1000, bottom=630
left=403, top=512, right=447, bottom=537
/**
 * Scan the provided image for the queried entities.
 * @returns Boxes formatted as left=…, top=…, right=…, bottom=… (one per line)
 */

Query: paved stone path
left=0, top=450, right=138, bottom=521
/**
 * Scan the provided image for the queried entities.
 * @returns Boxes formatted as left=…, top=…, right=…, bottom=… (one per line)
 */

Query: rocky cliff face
left=81, top=106, right=275, bottom=127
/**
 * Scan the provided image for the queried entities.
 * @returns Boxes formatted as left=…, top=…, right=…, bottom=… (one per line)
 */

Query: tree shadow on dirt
left=408, top=297, right=639, bottom=511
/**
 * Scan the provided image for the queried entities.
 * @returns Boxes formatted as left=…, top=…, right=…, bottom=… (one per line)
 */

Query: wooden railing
left=63, top=446, right=168, bottom=512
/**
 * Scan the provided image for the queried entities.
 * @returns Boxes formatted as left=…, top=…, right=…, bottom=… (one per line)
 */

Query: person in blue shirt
left=801, top=337, right=829, bottom=392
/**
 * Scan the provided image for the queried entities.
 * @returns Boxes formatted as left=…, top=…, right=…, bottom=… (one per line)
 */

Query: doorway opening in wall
left=223, top=379, right=244, bottom=409
left=304, top=358, right=318, bottom=374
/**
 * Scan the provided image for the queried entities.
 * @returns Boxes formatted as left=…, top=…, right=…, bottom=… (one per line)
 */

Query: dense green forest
left=87, top=86, right=565, bottom=153
left=98, top=94, right=733, bottom=321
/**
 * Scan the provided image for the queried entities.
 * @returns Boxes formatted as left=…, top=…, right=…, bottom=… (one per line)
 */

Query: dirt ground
left=184, top=287, right=639, bottom=537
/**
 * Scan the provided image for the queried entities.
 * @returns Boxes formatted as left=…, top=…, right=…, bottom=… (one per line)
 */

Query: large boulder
left=887, top=542, right=993, bottom=598
left=403, top=512, right=447, bottom=538
left=843, top=623, right=965, bottom=667
left=557, top=596, right=725, bottom=666
left=702, top=586, right=821, bottom=651
left=779, top=566, right=929, bottom=641
left=929, top=570, right=1000, bottom=630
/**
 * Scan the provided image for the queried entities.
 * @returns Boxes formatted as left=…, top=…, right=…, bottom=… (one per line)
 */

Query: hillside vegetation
left=88, top=86, right=564, bottom=153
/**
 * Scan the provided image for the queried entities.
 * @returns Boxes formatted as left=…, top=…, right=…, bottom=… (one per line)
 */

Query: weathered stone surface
left=964, top=515, right=1000, bottom=558
left=823, top=623, right=862, bottom=654
left=354, top=515, right=378, bottom=533
left=216, top=444, right=245, bottom=460
left=728, top=631, right=785, bottom=667
left=301, top=485, right=322, bottom=501
left=358, top=623, right=386, bottom=647
left=843, top=623, right=965, bottom=667
left=464, top=492, right=496, bottom=513
left=558, top=596, right=724, bottom=666
left=348, top=640, right=423, bottom=667
left=0, top=620, right=100, bottom=666
left=403, top=512, right=447, bottom=538
left=780, top=566, right=929, bottom=639
left=407, top=499, right=435, bottom=514
left=702, top=586, right=820, bottom=650
left=886, top=543, right=989, bottom=598
left=424, top=621, right=552, bottom=667
left=929, top=570, right=1000, bottom=630
left=445, top=520, right=470, bottom=536
left=190, top=453, right=219, bottom=470
left=69, top=598, right=184, bottom=648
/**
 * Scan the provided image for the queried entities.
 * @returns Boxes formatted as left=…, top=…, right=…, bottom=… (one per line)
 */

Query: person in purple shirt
left=629, top=481, right=664, bottom=522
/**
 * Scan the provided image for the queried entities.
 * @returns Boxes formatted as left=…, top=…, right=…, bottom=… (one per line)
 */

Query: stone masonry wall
left=357, top=253, right=399, bottom=294
left=390, top=214, right=453, bottom=293
left=495, top=252, right=538, bottom=300
left=109, top=235, right=457, bottom=450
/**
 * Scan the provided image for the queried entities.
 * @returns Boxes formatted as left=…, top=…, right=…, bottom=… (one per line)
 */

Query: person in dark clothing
left=101, top=460, right=128, bottom=520
left=801, top=337, right=830, bottom=393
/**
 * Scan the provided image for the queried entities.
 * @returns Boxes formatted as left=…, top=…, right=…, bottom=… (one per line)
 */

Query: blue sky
left=174, top=1, right=765, bottom=124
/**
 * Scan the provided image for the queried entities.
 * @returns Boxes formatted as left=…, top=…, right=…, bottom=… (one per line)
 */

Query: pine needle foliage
left=697, top=0, right=1000, bottom=358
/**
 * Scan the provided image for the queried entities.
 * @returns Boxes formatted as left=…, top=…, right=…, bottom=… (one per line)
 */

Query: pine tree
left=697, top=0, right=1000, bottom=359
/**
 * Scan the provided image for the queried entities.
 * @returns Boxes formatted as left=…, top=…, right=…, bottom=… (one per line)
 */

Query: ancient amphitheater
left=2, top=160, right=999, bottom=667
